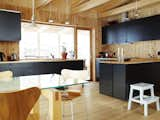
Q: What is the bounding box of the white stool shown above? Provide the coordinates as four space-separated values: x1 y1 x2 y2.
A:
128 83 160 116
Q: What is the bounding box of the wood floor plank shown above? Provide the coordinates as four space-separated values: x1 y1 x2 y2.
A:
35 82 160 120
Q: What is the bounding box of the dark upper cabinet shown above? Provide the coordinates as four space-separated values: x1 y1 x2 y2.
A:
126 19 144 42
102 23 126 44
106 25 117 44
99 63 113 96
102 15 160 44
102 27 107 44
116 22 127 43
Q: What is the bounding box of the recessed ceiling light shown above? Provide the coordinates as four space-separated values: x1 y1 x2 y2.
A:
65 21 70 25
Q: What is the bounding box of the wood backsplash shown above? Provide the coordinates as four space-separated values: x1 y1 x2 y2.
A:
0 41 19 61
102 40 160 58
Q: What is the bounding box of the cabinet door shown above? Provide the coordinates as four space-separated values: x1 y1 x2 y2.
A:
96 59 101 81
105 23 127 44
102 27 107 44
113 65 126 100
0 64 10 72
107 25 118 44
64 61 84 70
127 19 143 42
10 63 34 76
147 16 160 40
99 64 113 96
116 23 127 43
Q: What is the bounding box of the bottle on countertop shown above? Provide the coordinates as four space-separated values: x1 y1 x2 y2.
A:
117 48 124 62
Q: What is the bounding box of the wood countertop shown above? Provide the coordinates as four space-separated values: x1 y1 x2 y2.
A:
99 58 160 64
0 59 84 64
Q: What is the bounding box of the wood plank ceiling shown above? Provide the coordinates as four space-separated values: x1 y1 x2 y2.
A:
0 0 159 24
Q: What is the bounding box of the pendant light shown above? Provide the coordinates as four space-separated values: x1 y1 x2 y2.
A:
65 0 71 24
134 0 139 18
31 0 36 26
48 2 54 23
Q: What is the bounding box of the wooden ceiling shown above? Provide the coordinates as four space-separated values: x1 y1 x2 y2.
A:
0 0 160 23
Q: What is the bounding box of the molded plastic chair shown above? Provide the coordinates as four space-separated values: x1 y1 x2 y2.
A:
61 69 89 120
0 87 41 120
0 71 13 79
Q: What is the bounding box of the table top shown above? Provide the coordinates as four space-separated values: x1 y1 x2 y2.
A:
0 74 89 92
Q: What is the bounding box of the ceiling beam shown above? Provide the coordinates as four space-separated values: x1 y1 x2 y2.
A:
36 0 53 9
72 0 111 14
100 0 160 18
97 0 130 13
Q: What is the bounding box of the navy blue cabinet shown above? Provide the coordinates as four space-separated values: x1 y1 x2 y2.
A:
0 60 84 77
99 64 113 96
99 62 160 100
103 23 126 44
102 15 160 44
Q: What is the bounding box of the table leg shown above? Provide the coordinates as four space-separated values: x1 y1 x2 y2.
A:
42 89 62 120
31 99 40 120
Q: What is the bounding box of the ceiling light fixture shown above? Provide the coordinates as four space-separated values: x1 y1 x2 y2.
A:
134 0 140 18
48 2 54 23
31 0 36 26
65 0 71 24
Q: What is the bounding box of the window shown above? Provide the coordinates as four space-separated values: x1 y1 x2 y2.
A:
20 22 74 59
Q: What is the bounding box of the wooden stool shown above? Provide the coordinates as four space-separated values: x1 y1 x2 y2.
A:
128 83 160 116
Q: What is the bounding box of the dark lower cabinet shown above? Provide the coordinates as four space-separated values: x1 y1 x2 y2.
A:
0 60 84 77
99 64 113 96
113 65 126 99
99 62 160 100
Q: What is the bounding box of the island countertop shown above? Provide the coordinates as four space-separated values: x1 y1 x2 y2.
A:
99 58 160 64
0 59 84 64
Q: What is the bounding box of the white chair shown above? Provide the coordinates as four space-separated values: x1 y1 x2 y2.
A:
128 82 160 116
0 71 13 79
61 69 89 120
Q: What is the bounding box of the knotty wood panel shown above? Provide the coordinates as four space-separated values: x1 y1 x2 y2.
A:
102 40 160 58
0 42 19 61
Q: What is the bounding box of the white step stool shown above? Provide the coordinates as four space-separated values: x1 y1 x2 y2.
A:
128 83 160 116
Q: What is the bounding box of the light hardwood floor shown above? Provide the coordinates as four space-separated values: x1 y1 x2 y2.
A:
38 82 160 120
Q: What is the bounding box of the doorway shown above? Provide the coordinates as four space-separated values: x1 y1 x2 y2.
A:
76 29 91 80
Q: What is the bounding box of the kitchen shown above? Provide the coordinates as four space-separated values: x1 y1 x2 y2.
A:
0 0 160 120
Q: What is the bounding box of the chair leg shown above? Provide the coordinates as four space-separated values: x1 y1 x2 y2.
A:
128 88 133 110
150 87 155 97
156 98 160 111
144 103 148 116
70 101 74 120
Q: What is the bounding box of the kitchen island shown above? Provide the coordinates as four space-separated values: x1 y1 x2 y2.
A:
99 58 160 100
0 59 84 77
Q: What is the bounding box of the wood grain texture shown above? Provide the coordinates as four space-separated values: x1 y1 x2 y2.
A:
0 87 41 120
0 42 19 61
100 58 160 64
102 40 160 58
41 89 62 120
38 82 160 120
100 0 160 18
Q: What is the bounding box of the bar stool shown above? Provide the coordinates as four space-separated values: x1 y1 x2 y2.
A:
128 82 160 116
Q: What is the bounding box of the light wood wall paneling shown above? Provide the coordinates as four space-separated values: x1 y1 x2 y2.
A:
0 42 19 61
100 0 160 18
102 40 160 58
